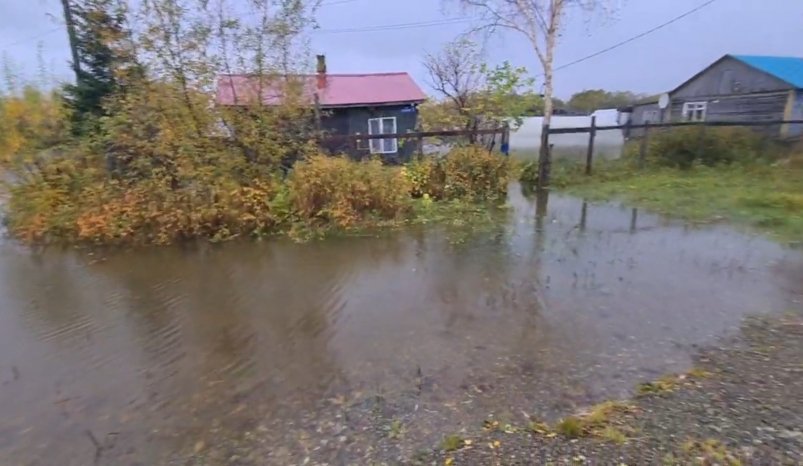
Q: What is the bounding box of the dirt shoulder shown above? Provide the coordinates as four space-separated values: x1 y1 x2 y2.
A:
423 313 803 465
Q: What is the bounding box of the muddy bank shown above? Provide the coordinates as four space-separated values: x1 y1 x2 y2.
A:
423 313 803 465
171 313 803 465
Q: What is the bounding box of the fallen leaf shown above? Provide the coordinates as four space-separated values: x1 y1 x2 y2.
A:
194 441 205 453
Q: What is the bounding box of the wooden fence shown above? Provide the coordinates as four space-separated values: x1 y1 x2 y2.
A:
542 118 803 178
319 125 511 159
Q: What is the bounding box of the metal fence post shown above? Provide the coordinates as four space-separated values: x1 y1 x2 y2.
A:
585 115 597 175
638 121 651 169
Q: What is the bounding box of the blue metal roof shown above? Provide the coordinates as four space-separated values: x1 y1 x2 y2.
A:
731 55 803 89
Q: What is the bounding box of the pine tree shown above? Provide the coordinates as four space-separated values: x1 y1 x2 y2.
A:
62 0 137 134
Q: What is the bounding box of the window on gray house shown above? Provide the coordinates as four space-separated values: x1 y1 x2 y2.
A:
682 102 707 122
368 117 398 154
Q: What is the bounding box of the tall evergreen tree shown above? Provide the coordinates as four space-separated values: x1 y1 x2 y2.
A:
62 0 136 134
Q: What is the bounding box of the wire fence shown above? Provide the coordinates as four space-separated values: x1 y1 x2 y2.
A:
318 126 511 163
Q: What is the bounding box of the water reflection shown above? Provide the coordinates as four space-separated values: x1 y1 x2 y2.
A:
0 186 800 464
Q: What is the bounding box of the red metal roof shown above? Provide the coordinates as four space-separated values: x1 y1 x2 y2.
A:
216 73 427 108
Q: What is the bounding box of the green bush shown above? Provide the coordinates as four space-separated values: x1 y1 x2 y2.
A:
442 146 509 201
629 126 767 169
288 154 411 228
404 156 445 199
406 146 509 201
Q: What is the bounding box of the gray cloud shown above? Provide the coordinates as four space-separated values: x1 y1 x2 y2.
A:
3 0 802 98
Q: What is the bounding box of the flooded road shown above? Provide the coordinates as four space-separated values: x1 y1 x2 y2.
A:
1 186 800 465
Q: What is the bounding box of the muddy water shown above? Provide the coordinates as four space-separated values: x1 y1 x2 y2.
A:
0 187 800 465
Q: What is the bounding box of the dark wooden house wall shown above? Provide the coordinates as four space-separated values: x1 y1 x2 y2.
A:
787 90 803 138
669 91 789 123
666 56 796 136
628 103 663 137
320 103 419 163
630 103 661 124
672 56 791 99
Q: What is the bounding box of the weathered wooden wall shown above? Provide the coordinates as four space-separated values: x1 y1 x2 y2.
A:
669 91 789 123
320 104 419 163
672 56 791 98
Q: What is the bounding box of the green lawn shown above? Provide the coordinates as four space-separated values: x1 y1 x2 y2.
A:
547 159 803 244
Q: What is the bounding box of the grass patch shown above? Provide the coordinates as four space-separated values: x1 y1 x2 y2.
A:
524 155 803 244
441 434 466 452
637 375 681 397
637 368 713 397
680 438 743 466
552 401 635 441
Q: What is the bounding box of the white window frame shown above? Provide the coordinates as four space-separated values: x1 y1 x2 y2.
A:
367 117 398 154
682 102 707 122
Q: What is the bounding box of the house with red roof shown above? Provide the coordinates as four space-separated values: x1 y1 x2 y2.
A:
216 55 427 162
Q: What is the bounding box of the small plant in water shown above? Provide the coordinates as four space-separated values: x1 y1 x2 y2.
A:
441 434 466 452
680 438 743 466
386 419 403 439
553 401 634 440
599 426 627 444
555 417 584 438
637 375 679 396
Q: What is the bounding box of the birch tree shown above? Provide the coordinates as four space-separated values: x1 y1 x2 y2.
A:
455 0 613 187
422 38 539 137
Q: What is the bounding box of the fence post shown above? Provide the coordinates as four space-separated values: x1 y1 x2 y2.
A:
585 115 597 175
629 208 638 234
501 123 510 156
579 200 588 232
620 118 632 159
638 121 650 169
697 122 707 161
417 135 424 158
537 123 551 190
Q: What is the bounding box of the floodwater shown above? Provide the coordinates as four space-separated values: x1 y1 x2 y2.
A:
1 186 801 465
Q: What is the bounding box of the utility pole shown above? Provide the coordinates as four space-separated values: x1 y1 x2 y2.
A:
60 0 82 79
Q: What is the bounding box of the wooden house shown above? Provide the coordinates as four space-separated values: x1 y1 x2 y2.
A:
215 56 427 162
630 54 803 138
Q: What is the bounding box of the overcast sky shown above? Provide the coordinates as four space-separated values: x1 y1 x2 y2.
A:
2 0 802 99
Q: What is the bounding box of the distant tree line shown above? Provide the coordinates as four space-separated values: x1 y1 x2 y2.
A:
565 89 648 114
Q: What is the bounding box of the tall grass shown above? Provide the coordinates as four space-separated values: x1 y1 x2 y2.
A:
520 136 803 243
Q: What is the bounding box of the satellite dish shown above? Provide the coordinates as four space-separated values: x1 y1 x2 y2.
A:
658 93 670 109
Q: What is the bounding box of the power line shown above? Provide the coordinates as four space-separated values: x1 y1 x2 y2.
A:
552 0 719 74
319 0 361 6
315 17 473 34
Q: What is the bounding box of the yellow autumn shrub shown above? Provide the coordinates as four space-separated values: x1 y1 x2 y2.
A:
0 86 68 164
404 146 509 202
289 154 412 227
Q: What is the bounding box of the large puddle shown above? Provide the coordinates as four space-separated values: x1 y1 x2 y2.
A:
1 186 801 464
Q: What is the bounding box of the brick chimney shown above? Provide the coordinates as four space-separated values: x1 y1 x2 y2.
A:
316 54 327 90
